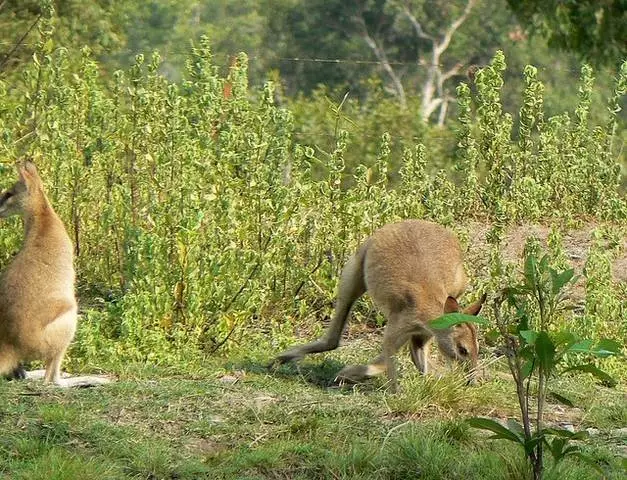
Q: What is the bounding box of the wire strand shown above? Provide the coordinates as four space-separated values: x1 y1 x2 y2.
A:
0 42 598 75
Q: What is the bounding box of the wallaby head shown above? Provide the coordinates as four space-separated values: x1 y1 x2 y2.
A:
432 294 485 373
0 160 47 219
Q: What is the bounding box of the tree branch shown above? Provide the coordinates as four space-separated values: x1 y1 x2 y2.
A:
394 1 434 42
434 0 478 57
0 13 42 73
355 13 408 109
441 62 464 83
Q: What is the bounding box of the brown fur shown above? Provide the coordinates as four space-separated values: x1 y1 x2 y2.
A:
272 219 486 391
0 160 77 384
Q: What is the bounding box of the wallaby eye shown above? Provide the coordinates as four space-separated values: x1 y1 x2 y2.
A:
458 345 468 357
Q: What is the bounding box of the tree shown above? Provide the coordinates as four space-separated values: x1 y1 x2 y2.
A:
0 0 125 75
382 0 479 123
116 1 266 81
264 0 509 125
506 0 626 67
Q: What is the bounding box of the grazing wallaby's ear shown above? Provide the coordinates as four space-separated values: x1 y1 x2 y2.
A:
464 293 487 316
18 160 39 188
444 296 460 313
23 160 38 176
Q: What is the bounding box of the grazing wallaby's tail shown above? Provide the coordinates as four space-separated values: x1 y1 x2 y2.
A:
272 241 370 365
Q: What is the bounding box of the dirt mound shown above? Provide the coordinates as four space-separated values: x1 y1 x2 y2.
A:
464 221 626 301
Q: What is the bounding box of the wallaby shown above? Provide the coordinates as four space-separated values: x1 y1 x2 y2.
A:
0 161 83 386
272 219 486 391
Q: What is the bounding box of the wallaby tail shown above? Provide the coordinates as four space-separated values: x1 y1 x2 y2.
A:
271 240 370 365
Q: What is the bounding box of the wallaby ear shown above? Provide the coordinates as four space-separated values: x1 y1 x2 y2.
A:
464 293 487 316
23 160 38 176
18 160 39 186
444 296 460 314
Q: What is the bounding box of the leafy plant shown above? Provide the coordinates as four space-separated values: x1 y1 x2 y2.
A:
469 249 622 479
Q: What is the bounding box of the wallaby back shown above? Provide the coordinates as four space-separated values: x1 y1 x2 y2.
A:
273 219 485 391
0 161 77 384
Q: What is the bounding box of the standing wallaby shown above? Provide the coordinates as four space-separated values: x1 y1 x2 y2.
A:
0 160 77 385
272 219 486 391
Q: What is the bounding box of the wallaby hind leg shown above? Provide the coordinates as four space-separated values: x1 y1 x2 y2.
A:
273 248 367 365
41 308 77 385
44 347 68 384
336 309 419 392
337 301 444 391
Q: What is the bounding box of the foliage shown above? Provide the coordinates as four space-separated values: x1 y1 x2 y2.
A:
0 35 624 364
0 0 125 76
506 0 626 67
115 1 266 82
470 247 623 480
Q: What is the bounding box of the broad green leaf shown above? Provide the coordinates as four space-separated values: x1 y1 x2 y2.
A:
535 331 557 373
506 419 526 440
544 427 588 440
553 331 577 347
551 268 574 294
467 418 525 445
594 339 623 357
566 339 593 354
519 330 538 345
562 364 617 387
566 339 621 358
539 254 550 271
521 359 535 379
548 391 575 408
523 436 543 456
548 437 567 461
429 313 489 329
554 331 579 358
524 254 538 288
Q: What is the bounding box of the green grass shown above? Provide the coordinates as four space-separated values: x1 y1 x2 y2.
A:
1 342 625 479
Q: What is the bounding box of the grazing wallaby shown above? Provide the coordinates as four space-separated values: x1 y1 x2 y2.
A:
272 219 486 391
0 160 78 385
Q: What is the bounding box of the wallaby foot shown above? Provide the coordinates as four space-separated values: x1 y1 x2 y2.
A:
270 346 308 366
335 362 385 383
57 376 113 388
334 351 391 387
270 337 338 368
4 365 26 381
24 369 113 387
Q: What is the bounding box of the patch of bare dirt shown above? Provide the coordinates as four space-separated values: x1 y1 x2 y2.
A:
465 221 626 302
184 437 224 456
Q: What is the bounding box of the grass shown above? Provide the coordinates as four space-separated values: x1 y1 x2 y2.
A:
1 340 625 479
